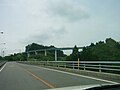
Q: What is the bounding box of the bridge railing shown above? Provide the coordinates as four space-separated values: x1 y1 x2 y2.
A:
18 61 120 74
0 61 6 68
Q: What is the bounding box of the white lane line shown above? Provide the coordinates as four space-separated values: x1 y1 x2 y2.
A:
34 66 119 84
18 63 119 84
0 63 7 72
41 67 119 84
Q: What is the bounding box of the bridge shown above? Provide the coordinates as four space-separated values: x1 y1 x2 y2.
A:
26 47 83 61
0 61 120 90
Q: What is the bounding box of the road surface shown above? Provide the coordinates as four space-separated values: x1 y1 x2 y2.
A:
0 62 117 90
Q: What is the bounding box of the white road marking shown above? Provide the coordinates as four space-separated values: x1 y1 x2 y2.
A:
0 63 7 72
19 63 119 84
37 66 119 84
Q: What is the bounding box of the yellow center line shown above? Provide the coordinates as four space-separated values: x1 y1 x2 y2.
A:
25 69 55 89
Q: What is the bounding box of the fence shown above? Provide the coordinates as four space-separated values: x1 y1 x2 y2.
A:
0 61 6 68
18 61 120 74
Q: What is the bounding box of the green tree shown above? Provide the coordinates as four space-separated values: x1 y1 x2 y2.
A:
66 45 79 61
26 43 66 61
79 38 120 60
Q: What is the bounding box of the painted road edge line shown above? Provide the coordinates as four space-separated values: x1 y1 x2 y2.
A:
18 63 119 84
34 66 119 84
0 63 7 72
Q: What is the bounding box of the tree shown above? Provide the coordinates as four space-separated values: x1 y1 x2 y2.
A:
67 38 120 61
0 56 3 61
66 45 79 61
79 38 120 60
25 43 66 61
90 43 95 47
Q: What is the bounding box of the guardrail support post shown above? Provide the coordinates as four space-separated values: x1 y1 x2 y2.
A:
27 53 30 61
57 63 59 67
45 50 47 56
99 64 101 72
78 58 80 70
73 63 74 69
27 53 30 58
35 51 37 55
64 64 66 68
84 64 86 71
55 50 57 61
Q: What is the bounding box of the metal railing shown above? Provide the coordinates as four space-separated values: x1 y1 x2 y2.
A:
0 61 6 68
18 61 120 74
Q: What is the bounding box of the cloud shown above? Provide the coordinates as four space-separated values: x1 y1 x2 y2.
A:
22 27 66 44
19 0 89 45
47 0 89 22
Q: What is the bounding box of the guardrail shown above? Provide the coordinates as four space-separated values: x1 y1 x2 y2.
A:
0 61 6 68
18 61 120 74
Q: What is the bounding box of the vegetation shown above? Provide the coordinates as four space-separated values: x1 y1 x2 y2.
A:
66 45 79 61
67 38 120 61
3 38 120 61
0 56 3 61
4 53 27 61
26 43 66 61
4 43 66 61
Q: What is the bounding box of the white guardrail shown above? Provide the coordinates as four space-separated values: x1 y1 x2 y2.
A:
18 61 120 74
0 61 6 68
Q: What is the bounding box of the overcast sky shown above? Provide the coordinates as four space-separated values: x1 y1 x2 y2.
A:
0 0 120 55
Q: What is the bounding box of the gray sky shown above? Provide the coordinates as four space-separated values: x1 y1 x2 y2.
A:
0 0 120 55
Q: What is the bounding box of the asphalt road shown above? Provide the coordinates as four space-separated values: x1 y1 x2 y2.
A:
0 62 116 90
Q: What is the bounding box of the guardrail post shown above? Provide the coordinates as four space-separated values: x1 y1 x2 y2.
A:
78 58 80 70
45 50 47 56
55 50 57 61
99 64 101 72
27 53 30 58
64 64 66 68
57 62 59 67
84 64 86 71
73 62 74 69
35 51 37 55
35 59 36 64
43 62 45 66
